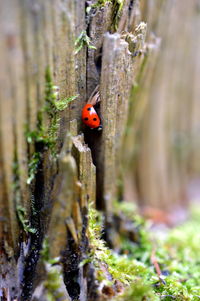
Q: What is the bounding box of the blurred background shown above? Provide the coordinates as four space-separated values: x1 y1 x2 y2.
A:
123 0 200 224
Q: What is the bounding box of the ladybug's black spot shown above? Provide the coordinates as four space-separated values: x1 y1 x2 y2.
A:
84 117 89 121
93 118 97 121
87 107 91 111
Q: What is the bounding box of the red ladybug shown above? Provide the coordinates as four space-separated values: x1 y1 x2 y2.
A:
82 104 102 130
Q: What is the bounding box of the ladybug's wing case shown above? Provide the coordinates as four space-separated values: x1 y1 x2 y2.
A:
82 104 100 129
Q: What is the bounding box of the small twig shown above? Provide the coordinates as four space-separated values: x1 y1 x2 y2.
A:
151 248 166 284
151 248 162 277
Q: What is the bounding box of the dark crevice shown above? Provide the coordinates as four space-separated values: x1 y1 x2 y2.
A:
128 0 135 17
20 147 44 300
84 29 104 211
62 6 106 299
94 46 103 75
63 206 89 301
63 233 81 300
20 143 58 300
84 119 104 212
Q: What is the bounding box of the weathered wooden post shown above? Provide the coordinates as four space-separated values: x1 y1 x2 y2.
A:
0 1 154 300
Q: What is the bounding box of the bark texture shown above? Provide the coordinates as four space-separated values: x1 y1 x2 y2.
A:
1 0 198 300
0 1 147 300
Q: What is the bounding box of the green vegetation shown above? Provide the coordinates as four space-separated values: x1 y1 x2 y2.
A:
44 268 65 301
26 152 41 185
87 202 200 300
75 31 96 54
13 150 37 233
87 204 144 284
16 205 36 234
87 203 156 298
41 237 60 265
26 66 78 184
95 0 111 5
112 0 124 30
41 238 65 301
86 0 124 31
86 0 111 12
12 150 21 204
53 95 78 111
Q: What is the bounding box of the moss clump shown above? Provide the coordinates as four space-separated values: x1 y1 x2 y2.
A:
87 202 200 300
116 279 159 301
16 205 36 234
88 205 143 284
86 0 112 14
87 203 155 299
41 66 77 155
75 31 96 54
26 66 78 183
26 152 41 185
53 95 78 111
41 237 60 265
86 0 124 31
13 150 36 233
41 238 65 301
112 0 124 31
44 268 65 301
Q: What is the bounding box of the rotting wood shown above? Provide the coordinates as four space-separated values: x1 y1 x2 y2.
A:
117 0 141 33
61 132 96 301
32 119 96 300
87 2 113 97
0 1 24 297
74 0 87 126
0 0 85 297
97 26 146 214
48 118 96 259
0 0 155 299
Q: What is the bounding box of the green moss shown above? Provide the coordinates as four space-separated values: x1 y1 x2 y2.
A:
42 67 78 153
112 0 124 31
41 237 64 301
12 150 20 201
88 204 144 284
117 279 159 301
26 66 78 183
87 202 200 300
86 0 112 14
95 0 111 5
12 150 35 233
153 212 200 300
75 31 96 54
26 152 41 185
119 204 200 300
41 237 60 265
44 268 64 301
113 201 152 263
16 205 36 234
41 237 51 262
87 203 155 299
53 95 78 111
86 0 124 30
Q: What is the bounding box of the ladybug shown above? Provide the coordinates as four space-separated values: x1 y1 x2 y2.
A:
82 104 102 130
82 86 102 130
